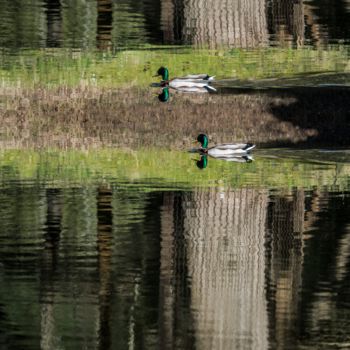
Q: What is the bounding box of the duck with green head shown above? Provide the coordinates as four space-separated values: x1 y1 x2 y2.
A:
156 67 169 81
154 67 216 95
196 133 255 157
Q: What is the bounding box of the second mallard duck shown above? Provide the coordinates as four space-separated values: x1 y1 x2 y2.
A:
196 134 255 157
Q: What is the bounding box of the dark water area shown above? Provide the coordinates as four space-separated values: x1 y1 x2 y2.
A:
0 151 350 349
0 0 350 50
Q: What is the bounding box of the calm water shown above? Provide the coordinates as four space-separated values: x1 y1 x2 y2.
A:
1 1 350 349
0 150 350 349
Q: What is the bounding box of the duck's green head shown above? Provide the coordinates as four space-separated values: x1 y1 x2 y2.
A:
156 66 169 81
158 87 170 102
197 133 209 148
196 155 208 170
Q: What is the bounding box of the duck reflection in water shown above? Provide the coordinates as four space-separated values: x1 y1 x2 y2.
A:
194 154 253 169
158 87 170 102
152 66 216 102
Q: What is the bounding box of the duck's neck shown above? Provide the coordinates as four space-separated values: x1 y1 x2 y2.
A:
162 68 169 81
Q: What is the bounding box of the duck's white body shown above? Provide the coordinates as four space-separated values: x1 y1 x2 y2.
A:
169 75 216 92
207 143 255 157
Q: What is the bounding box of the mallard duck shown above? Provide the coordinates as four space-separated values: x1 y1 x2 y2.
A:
154 67 216 93
196 134 255 156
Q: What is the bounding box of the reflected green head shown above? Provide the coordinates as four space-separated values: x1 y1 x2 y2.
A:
157 66 169 81
197 134 209 148
158 87 169 102
196 155 208 170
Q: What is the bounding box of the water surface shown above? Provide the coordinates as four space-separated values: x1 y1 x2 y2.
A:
1 1 350 349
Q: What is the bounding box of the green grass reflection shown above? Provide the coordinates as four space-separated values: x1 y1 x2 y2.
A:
0 149 348 190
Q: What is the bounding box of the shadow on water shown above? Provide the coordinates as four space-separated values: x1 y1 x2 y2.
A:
267 86 350 147
215 74 350 147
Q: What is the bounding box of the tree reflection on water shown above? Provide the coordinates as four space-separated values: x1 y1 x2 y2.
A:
0 178 350 349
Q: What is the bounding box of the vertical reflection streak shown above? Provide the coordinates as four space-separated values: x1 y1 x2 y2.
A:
158 192 196 349
267 189 305 349
182 0 268 47
97 0 113 49
159 193 175 349
182 187 269 349
45 0 61 47
40 188 62 350
97 186 113 350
